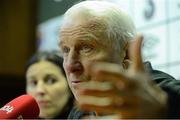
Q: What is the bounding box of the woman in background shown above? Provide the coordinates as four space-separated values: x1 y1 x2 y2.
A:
25 51 73 119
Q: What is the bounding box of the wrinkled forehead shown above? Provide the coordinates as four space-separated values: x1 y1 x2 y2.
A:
60 18 107 39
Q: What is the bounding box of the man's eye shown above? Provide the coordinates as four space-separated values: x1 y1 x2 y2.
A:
80 45 93 53
62 46 70 54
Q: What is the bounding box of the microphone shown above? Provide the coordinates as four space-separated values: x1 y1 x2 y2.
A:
0 94 40 119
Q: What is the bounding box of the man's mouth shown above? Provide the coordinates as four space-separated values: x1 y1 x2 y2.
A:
71 80 84 88
71 80 82 84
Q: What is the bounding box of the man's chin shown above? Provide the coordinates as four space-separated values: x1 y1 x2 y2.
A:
74 93 81 101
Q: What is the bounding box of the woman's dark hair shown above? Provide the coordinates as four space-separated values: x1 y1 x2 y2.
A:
26 51 65 75
26 51 74 118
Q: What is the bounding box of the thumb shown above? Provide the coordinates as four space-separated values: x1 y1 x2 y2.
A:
129 34 144 73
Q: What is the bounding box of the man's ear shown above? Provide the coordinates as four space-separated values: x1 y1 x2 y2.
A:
123 59 131 69
122 43 131 69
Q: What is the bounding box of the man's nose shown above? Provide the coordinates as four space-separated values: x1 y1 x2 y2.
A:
66 51 83 74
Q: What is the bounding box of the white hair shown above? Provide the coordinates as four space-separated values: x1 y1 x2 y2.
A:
61 0 137 57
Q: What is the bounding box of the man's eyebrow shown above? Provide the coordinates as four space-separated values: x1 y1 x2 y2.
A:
79 34 98 41
58 32 99 45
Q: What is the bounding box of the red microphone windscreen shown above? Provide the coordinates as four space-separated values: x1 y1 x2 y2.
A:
0 94 40 119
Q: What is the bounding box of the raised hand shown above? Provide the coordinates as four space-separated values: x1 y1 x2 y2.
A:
77 35 167 119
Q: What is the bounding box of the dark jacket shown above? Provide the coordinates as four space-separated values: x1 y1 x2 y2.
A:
68 62 180 119
145 62 180 118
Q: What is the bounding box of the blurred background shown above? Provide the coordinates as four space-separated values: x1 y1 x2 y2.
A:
0 0 180 106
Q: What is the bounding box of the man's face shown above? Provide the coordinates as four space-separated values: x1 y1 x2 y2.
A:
60 21 121 100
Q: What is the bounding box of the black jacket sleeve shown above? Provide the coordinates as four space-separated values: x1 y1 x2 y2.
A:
145 62 180 118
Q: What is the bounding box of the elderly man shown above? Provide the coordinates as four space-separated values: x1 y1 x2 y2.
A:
59 0 180 119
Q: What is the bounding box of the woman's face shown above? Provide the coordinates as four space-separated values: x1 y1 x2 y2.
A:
26 60 70 118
